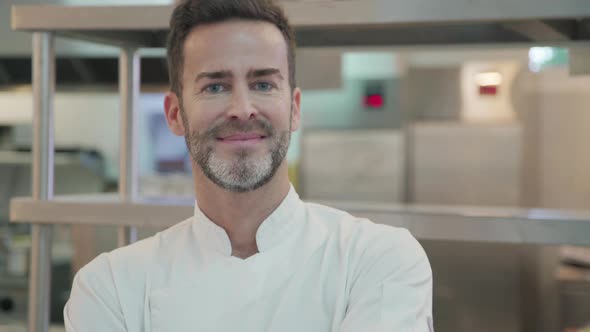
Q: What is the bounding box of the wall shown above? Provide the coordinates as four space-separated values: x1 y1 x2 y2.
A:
511 69 541 208
0 90 175 180
301 130 405 202
301 79 403 130
411 122 522 206
2 90 121 179
512 67 590 210
300 51 405 130
402 67 462 121
298 51 407 201
534 69 590 210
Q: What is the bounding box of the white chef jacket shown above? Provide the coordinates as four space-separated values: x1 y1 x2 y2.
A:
64 186 433 332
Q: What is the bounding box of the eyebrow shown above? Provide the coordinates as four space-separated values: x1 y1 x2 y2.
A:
247 68 284 80
194 68 284 84
194 70 232 83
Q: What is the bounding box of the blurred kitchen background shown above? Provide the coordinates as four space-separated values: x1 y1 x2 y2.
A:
1 0 590 331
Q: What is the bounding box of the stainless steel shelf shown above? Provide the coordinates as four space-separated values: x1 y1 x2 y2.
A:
10 195 590 246
11 1 590 48
10 194 193 229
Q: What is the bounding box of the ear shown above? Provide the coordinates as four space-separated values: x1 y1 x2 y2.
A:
290 87 301 132
164 91 186 136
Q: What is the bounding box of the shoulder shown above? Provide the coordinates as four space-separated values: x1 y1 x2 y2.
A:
66 218 194 330
303 201 361 235
303 201 430 275
113 217 194 271
303 201 423 253
76 217 194 287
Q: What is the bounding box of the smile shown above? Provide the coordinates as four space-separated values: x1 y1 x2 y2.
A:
217 133 267 145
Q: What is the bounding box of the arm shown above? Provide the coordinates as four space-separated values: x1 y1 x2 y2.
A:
64 253 127 332
339 228 433 332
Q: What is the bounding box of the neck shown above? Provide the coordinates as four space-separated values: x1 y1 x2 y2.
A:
192 162 291 259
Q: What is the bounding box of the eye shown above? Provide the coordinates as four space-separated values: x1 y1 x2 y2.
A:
204 84 226 94
253 82 274 92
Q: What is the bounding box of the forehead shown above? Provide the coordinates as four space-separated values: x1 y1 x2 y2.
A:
182 20 289 75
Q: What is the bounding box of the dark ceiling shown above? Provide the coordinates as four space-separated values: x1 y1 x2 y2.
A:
0 57 170 87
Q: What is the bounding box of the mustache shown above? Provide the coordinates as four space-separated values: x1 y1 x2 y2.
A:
202 118 275 139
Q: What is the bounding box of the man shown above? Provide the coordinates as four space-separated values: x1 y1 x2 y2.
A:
64 0 433 331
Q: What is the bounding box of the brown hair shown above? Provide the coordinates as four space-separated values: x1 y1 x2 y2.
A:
166 0 297 96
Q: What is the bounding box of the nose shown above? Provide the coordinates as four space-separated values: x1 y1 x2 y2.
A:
226 85 258 121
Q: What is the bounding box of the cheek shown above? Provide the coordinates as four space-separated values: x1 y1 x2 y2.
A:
185 99 228 130
250 90 284 105
251 95 292 123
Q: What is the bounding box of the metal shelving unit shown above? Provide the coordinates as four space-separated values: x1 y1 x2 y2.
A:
9 194 590 246
10 1 590 331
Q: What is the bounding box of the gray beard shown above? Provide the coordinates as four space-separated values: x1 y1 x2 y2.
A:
181 108 291 193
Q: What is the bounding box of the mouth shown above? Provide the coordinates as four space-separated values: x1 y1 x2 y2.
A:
217 133 267 145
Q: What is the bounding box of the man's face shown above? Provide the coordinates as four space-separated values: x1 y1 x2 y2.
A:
167 20 300 192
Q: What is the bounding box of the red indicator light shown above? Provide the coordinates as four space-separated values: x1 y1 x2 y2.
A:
479 85 498 96
364 94 384 108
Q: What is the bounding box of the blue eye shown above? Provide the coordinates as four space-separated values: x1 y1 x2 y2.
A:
205 84 225 93
254 82 273 91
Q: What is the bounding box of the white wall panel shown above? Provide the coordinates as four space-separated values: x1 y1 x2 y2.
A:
412 122 522 206
301 130 404 202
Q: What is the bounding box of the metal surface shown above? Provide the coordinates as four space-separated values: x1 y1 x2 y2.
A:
10 2 590 48
117 48 140 247
28 32 55 332
8 194 590 246
11 5 171 31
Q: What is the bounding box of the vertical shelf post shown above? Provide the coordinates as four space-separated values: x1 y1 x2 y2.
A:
28 32 55 332
118 47 140 246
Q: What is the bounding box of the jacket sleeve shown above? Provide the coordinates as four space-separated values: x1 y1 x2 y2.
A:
64 253 127 332
338 228 434 332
